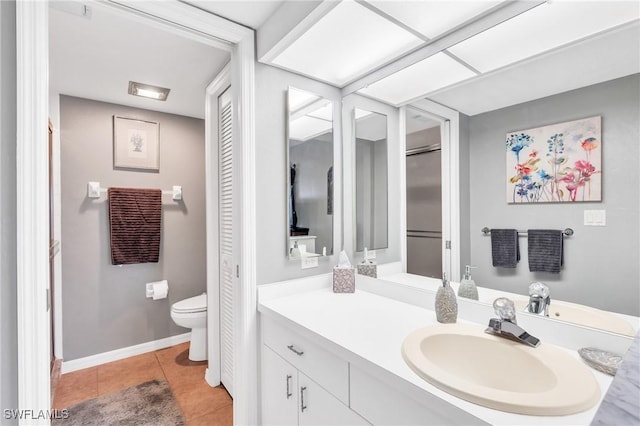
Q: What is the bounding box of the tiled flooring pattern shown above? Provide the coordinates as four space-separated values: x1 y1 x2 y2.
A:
53 343 232 425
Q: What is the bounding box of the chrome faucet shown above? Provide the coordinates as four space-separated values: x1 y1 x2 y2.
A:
525 282 550 317
485 297 540 348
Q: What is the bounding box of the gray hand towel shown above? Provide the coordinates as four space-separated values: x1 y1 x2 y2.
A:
528 229 563 274
491 229 520 268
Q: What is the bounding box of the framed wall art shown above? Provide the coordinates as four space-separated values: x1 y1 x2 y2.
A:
506 116 601 203
113 116 160 171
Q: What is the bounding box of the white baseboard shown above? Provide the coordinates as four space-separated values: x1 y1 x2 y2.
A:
61 332 191 374
205 367 221 388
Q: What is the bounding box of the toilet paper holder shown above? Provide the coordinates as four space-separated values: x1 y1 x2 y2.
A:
146 280 169 300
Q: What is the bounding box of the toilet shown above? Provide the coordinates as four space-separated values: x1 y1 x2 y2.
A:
170 293 207 361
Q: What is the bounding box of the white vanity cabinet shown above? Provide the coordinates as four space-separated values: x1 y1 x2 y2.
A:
261 318 369 426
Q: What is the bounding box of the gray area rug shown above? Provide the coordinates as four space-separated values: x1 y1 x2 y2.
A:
53 379 185 426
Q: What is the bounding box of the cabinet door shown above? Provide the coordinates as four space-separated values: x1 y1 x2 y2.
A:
262 345 298 426
298 372 369 426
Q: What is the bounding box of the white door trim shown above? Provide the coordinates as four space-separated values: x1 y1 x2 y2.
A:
402 99 461 281
17 2 257 424
16 2 51 420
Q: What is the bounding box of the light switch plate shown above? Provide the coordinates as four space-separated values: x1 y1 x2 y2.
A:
584 210 606 226
145 283 154 298
301 256 318 269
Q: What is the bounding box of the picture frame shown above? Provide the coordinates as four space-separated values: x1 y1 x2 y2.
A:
506 116 602 203
113 116 160 171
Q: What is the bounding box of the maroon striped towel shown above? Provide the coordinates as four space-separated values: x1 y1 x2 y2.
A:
108 187 162 265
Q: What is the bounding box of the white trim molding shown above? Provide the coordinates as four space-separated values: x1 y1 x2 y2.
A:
61 333 190 374
232 34 259 426
16 1 51 421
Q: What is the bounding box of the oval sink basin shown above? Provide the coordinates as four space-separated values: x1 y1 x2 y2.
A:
402 323 600 415
513 299 635 336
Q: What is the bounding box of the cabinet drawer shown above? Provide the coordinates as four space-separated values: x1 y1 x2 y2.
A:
262 317 349 404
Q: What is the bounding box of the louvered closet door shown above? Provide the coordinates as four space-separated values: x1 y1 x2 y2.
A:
219 87 234 396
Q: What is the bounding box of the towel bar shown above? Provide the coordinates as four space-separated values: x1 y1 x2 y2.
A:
481 227 574 237
87 181 182 201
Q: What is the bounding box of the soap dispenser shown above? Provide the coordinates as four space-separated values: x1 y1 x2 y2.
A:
458 265 479 300
435 273 458 323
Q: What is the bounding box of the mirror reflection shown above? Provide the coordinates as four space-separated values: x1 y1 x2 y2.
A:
405 108 442 278
355 109 388 252
405 73 640 336
287 87 333 259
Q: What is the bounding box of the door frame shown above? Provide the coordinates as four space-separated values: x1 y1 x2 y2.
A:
400 100 461 281
16 1 257 424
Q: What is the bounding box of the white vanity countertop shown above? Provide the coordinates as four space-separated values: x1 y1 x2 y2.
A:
258 282 614 426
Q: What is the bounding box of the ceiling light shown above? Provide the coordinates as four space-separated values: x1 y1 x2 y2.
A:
366 0 501 39
272 1 423 87
448 1 640 73
128 81 170 101
358 52 476 105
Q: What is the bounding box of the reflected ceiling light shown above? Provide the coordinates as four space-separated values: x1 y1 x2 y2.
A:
366 0 501 39
272 0 423 86
128 81 170 101
448 1 640 73
358 52 476 105
289 89 320 112
290 116 333 141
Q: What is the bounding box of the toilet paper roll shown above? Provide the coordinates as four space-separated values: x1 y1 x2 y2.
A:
151 280 169 300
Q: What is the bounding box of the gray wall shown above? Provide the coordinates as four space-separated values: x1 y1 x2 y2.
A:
255 63 342 285
290 137 333 255
468 74 639 316
60 96 206 360
0 0 18 421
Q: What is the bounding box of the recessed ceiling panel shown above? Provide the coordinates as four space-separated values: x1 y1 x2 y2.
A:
272 0 424 86
366 0 501 39
358 52 476 105
448 1 640 73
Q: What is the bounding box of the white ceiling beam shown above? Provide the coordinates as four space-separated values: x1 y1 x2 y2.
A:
341 0 546 95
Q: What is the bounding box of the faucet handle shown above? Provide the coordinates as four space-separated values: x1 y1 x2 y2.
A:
493 297 517 323
529 282 549 298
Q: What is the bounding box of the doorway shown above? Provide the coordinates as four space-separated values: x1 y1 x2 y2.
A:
16 2 257 423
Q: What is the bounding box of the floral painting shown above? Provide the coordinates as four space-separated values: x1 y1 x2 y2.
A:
506 116 601 203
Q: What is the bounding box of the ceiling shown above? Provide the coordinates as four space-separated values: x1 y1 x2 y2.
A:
50 1 640 119
262 0 640 115
49 2 231 119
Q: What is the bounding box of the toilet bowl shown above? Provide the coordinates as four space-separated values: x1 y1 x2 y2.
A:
171 293 207 361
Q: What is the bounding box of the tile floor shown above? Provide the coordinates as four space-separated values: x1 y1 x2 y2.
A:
52 342 232 425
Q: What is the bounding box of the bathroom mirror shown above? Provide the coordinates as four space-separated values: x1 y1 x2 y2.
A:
355 109 388 252
406 76 640 336
286 87 334 259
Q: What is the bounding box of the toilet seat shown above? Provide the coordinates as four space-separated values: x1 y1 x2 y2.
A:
171 293 206 314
